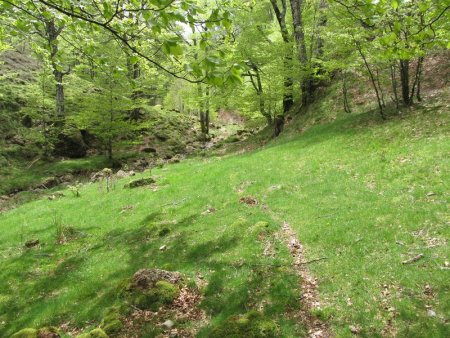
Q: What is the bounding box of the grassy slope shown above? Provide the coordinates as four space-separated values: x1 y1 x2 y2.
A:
0 99 448 337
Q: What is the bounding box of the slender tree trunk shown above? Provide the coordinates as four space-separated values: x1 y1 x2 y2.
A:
342 73 351 113
129 61 143 121
205 86 210 135
356 43 385 119
54 70 64 120
375 69 386 108
411 56 424 102
44 18 65 122
390 64 400 113
248 61 271 124
108 75 114 161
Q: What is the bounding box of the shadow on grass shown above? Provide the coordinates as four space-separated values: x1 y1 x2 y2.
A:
0 208 303 336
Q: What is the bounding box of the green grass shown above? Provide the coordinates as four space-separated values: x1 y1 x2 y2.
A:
0 102 448 337
0 156 110 196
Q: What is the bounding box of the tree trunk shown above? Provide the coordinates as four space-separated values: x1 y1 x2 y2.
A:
342 73 351 113
270 0 293 116
108 75 114 161
289 0 310 106
411 56 424 102
129 61 144 121
44 18 65 121
205 86 210 135
54 70 64 120
356 43 385 119
390 64 400 113
399 60 412 106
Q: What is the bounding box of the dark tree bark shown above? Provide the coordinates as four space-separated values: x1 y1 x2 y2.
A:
270 0 293 115
128 58 144 121
399 60 412 106
411 56 424 102
342 73 351 113
289 0 311 106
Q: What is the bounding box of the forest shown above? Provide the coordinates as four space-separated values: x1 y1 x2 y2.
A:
0 0 449 337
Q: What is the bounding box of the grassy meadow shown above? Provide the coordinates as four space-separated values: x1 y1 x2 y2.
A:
0 102 448 337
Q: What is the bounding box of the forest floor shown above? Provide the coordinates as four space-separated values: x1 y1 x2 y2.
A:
0 94 449 337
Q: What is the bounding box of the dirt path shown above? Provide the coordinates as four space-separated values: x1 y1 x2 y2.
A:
262 204 332 337
278 220 331 338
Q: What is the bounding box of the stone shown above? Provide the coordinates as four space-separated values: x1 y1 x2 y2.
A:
115 170 135 179
349 325 360 334
162 320 174 329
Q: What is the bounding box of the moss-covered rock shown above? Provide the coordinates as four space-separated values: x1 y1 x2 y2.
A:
209 311 278 338
101 307 123 335
124 177 155 188
75 328 108 338
10 326 61 338
10 328 38 338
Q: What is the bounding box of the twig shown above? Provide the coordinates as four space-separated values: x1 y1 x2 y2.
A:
27 157 41 169
402 253 424 264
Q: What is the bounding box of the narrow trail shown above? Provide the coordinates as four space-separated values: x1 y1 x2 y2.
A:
262 205 332 338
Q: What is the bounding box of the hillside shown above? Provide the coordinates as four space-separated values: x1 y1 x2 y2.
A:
1 91 448 337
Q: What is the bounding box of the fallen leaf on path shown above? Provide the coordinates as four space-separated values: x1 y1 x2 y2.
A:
239 196 258 205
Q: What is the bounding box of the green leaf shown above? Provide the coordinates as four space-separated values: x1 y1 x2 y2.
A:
163 40 183 56
391 0 398 10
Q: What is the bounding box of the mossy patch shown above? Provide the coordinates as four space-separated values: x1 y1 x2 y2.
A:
101 307 124 335
124 177 155 188
75 328 108 338
10 328 38 338
247 221 275 237
209 311 278 337
10 327 61 338
131 280 180 311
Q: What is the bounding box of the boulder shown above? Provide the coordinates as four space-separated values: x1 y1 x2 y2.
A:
115 170 135 179
54 128 87 158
